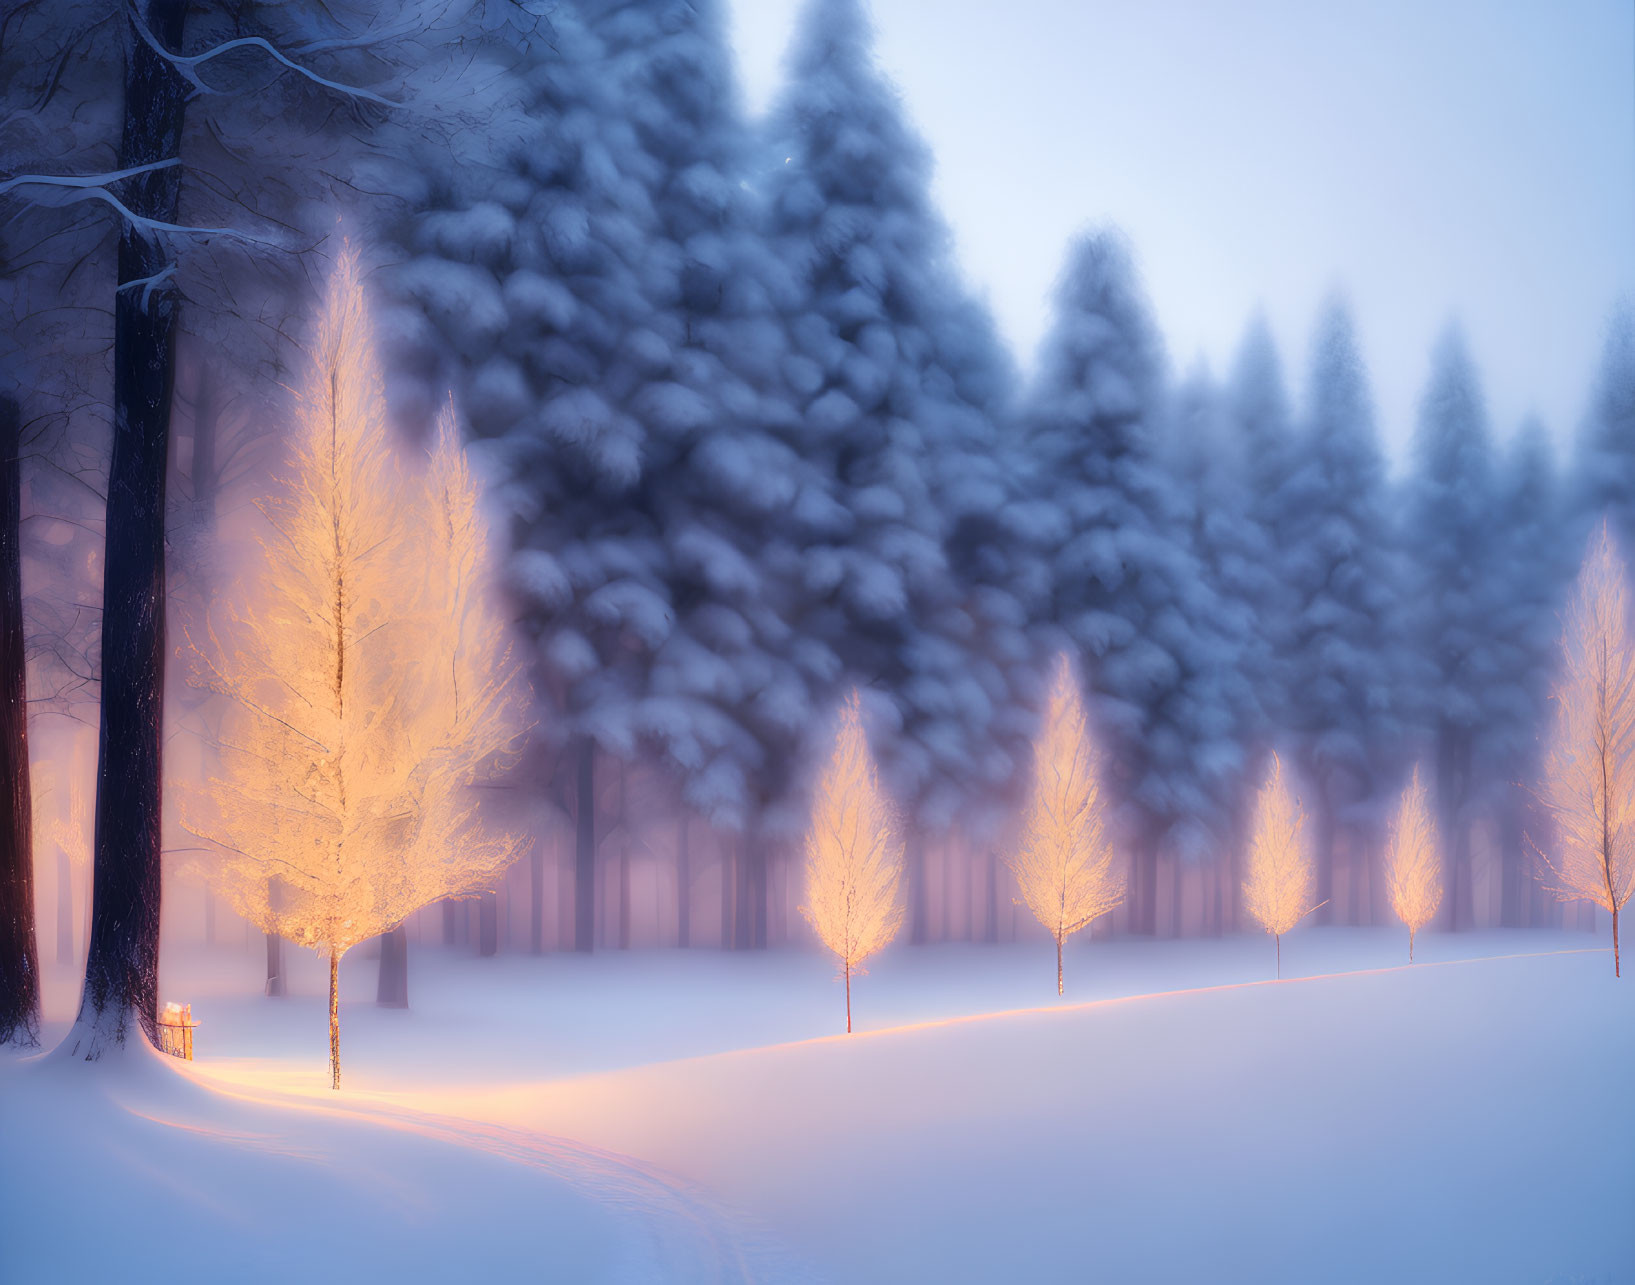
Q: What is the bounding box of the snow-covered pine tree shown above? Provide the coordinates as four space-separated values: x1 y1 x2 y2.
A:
386 6 675 951
1404 327 1500 931
1575 303 1635 550
1486 420 1569 925
1225 316 1304 738
1164 362 1277 929
1025 232 1249 935
1280 299 1408 925
765 0 1040 942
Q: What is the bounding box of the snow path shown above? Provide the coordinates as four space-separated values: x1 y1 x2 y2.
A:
178 1059 815 1285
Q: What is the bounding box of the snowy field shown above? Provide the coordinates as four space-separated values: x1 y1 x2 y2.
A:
5 929 1633 1284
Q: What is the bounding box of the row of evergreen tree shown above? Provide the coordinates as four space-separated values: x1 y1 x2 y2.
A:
375 0 1628 942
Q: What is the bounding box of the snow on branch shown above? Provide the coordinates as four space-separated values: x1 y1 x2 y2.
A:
125 0 403 108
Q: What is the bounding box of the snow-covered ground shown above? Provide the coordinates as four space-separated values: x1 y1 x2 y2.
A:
6 928 1633 1283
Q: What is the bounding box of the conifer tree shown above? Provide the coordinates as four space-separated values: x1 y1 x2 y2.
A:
801 692 904 1032
1008 655 1123 994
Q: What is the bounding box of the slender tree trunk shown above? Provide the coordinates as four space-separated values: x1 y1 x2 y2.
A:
1313 788 1336 927
328 946 341 1090
574 737 595 953
749 834 768 950
720 833 734 949
265 932 285 997
1168 854 1183 939
1275 932 1282 979
65 0 187 1059
617 763 630 951
983 851 998 945
376 924 408 1007
1613 905 1621 978
1056 936 1063 996
529 844 544 954
56 849 74 966
907 831 928 945
676 815 690 949
1409 925 1416 963
845 959 852 1034
478 891 498 957
0 396 38 1047
265 878 285 996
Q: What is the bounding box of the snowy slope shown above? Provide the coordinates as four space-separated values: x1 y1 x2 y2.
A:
8 930 1632 1284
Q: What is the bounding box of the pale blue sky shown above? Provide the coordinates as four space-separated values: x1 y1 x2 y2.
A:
727 0 1635 463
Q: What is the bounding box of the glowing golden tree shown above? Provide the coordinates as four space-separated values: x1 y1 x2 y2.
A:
1384 766 1441 962
181 248 528 1087
1534 523 1635 977
1242 753 1324 978
1008 653 1124 995
800 692 905 1033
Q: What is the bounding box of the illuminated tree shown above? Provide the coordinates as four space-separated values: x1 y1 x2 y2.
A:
1008 654 1124 995
182 249 527 1086
801 693 905 1033
1242 753 1323 977
1534 523 1635 977
1384 766 1442 961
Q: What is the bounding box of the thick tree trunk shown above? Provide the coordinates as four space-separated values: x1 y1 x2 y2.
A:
63 0 187 1060
0 396 39 1047
574 737 595 952
56 848 74 966
529 844 544 955
376 924 408 1007
328 946 341 1090
676 815 690 949
478 891 498 957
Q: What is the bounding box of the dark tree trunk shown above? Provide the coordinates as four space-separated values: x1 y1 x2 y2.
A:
478 890 498 957
574 737 595 953
529 844 544 954
56 848 74 966
376 923 408 1007
676 815 691 949
0 396 39 1047
907 831 928 945
63 0 187 1059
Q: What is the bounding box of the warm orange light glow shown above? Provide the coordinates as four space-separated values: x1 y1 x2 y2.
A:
179 248 531 1086
800 691 905 1033
1008 653 1123 995
1384 766 1441 962
1535 522 1635 977
1241 753 1323 978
